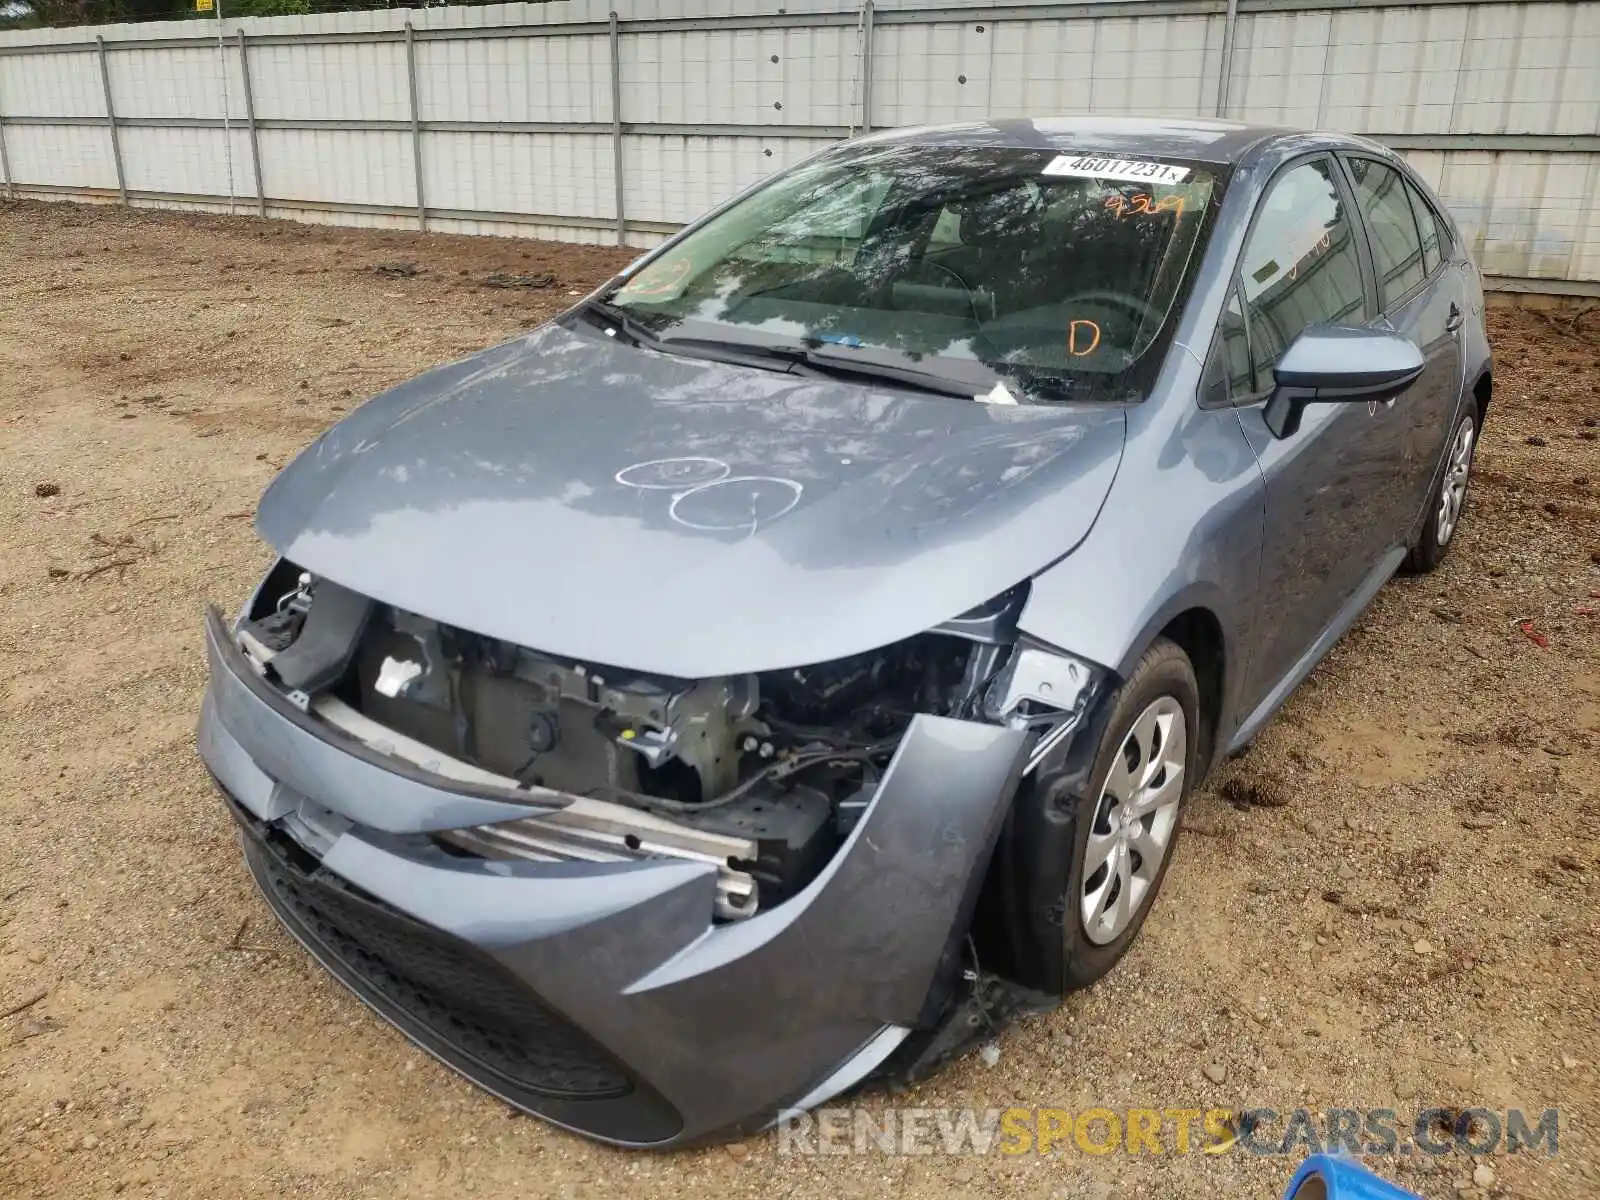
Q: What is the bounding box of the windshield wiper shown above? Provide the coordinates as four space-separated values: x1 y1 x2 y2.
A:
573 301 816 376
669 338 984 399
786 348 985 398
573 297 667 349
574 306 1009 400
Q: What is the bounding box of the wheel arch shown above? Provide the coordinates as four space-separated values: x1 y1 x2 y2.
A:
1151 607 1227 781
1101 590 1239 786
1472 368 1492 426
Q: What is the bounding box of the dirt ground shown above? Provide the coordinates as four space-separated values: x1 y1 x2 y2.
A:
0 199 1595 1200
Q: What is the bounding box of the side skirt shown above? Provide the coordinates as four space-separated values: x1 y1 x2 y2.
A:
1224 546 1407 756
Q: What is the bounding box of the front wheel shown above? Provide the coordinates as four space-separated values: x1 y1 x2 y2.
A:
995 638 1200 993
1404 410 1476 573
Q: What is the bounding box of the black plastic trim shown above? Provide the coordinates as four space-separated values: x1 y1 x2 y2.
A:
221 786 685 1144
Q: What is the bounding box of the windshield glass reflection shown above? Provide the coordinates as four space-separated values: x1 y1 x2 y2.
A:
606 142 1220 402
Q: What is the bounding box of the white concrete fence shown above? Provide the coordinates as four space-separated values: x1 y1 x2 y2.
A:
0 0 1596 294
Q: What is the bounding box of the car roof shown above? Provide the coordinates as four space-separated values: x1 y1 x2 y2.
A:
855 115 1319 166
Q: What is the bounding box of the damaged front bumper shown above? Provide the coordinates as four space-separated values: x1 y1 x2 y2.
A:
198 607 1030 1146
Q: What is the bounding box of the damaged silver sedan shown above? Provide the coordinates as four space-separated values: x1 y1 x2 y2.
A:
199 117 1490 1146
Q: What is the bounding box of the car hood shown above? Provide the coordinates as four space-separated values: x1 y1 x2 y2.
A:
257 323 1127 678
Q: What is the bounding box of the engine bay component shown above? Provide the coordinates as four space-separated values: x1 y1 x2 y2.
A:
310 691 763 919
351 608 767 803
658 784 836 907
264 578 373 693
236 566 1062 914
444 819 760 920
984 644 1095 723
983 643 1100 774
374 656 424 699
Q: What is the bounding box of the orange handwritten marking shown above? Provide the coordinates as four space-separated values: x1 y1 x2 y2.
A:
1068 319 1102 357
1103 193 1185 219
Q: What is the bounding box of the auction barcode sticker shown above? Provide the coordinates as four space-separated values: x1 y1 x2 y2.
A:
1042 155 1190 186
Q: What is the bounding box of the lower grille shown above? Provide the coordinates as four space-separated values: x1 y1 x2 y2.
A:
252 834 631 1102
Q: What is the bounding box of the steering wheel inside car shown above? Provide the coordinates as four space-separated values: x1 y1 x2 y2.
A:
921 259 984 324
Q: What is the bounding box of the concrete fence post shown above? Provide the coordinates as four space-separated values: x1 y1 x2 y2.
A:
214 8 235 213
861 0 876 134
609 11 626 246
95 36 128 204
237 32 266 218
0 98 13 200
1215 0 1240 118
404 20 426 231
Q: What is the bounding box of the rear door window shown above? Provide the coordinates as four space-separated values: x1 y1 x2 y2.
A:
1347 156 1426 308
1403 178 1449 276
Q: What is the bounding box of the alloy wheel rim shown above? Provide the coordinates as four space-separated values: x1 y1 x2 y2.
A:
1436 417 1475 546
1081 696 1186 946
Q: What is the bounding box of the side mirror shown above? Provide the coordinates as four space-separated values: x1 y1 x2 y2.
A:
1263 326 1425 439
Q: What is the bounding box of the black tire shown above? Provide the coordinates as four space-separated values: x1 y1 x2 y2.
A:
1403 409 1477 574
983 638 1200 993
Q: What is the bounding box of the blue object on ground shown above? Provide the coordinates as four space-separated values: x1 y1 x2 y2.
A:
1283 1154 1422 1199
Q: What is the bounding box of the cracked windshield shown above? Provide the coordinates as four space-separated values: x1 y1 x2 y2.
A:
607 142 1219 401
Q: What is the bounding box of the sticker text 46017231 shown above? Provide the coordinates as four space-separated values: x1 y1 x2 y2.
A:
1042 155 1190 187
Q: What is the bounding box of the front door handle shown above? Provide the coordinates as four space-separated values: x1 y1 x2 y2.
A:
1445 303 1464 334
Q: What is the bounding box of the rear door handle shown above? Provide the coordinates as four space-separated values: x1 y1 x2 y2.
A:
1445 303 1464 333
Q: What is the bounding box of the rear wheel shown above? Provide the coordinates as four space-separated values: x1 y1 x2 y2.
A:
1404 410 1476 574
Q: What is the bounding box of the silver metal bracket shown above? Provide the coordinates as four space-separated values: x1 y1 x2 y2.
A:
982 645 1100 775
984 646 1094 724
